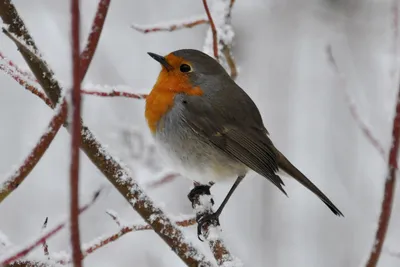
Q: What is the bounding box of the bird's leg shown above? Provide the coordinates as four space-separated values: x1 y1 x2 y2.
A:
196 175 245 239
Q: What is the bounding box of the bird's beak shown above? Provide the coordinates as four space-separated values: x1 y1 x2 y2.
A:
147 52 173 71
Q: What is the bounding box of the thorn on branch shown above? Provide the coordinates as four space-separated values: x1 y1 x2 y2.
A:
41 217 50 257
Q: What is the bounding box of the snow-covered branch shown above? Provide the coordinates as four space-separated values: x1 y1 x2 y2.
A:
0 1 212 265
131 15 207 33
132 0 238 79
188 183 242 266
0 189 101 266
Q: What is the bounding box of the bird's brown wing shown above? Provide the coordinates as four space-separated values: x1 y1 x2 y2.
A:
180 95 286 195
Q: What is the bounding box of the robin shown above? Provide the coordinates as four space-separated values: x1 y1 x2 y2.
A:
145 49 343 236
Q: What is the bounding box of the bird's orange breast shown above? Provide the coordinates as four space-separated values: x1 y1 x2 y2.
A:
145 59 203 133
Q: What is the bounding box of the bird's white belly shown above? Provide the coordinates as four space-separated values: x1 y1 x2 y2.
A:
155 138 243 184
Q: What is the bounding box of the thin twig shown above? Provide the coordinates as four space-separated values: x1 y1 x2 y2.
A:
81 89 147 99
0 63 52 108
0 100 67 203
145 173 180 189
70 0 82 266
0 190 101 265
131 16 207 33
202 0 218 60
80 0 111 80
61 216 197 263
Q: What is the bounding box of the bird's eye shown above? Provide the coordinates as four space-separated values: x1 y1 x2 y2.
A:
180 64 192 73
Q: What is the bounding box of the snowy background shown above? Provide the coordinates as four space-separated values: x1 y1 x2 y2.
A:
0 0 399 266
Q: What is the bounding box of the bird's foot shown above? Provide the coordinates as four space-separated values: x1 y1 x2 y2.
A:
197 212 220 241
187 182 215 205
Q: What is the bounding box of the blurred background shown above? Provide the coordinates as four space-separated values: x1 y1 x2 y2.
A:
0 0 399 266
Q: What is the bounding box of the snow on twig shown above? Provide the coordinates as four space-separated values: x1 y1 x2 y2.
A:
0 54 52 107
0 189 102 266
131 0 238 79
57 211 196 264
132 15 208 33
188 184 242 266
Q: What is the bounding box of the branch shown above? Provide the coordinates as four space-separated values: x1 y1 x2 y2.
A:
80 0 110 80
188 184 242 266
131 15 207 33
0 59 52 108
69 0 82 266
202 0 218 60
0 190 101 265
365 3 399 264
365 82 400 267
58 212 196 264
0 100 67 203
0 1 212 265
81 89 147 99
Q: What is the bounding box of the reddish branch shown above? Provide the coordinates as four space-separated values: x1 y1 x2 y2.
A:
0 101 67 203
365 76 400 267
0 190 101 266
0 1 212 265
0 62 52 108
80 0 110 80
70 0 83 266
365 5 400 263
202 0 218 60
57 215 196 264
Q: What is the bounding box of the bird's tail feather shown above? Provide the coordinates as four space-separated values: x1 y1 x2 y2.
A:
276 150 344 216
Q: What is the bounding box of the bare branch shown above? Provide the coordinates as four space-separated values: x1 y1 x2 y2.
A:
202 0 218 60
365 2 399 264
80 0 111 80
365 80 400 267
69 0 83 266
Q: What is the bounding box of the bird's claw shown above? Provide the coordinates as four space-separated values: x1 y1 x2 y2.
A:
196 212 220 241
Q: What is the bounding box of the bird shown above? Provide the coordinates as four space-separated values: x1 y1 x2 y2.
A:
145 49 343 237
